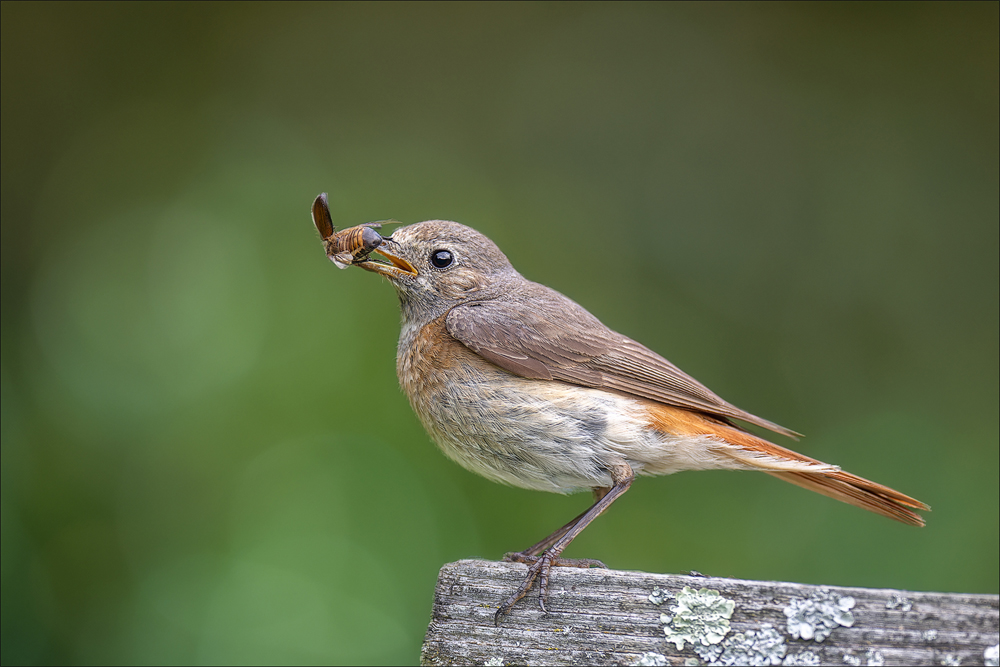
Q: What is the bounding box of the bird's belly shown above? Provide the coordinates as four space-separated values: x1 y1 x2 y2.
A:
415 373 643 491
397 316 750 493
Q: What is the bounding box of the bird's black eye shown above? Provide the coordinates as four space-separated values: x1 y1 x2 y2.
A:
430 249 453 268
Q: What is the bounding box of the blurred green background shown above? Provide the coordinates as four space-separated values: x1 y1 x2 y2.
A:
2 2 997 664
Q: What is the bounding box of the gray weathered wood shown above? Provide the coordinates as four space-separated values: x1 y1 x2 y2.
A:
421 559 999 666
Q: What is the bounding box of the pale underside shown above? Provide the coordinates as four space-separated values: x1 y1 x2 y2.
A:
406 364 830 494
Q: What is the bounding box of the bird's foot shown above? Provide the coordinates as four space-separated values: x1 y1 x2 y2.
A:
494 551 606 625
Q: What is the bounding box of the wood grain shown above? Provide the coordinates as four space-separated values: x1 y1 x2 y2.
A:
421 560 999 666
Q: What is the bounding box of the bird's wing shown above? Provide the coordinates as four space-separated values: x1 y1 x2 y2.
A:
445 284 800 439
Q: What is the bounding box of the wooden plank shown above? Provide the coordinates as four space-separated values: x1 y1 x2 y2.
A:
420 559 999 666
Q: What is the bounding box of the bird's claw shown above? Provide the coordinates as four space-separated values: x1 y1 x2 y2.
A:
495 552 550 625
494 551 607 625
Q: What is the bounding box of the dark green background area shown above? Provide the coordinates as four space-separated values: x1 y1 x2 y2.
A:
2 2 997 664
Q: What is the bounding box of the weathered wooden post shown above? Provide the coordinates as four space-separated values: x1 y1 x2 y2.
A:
421 560 999 666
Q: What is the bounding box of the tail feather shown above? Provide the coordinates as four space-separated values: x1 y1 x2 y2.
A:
643 402 930 526
721 423 930 527
768 470 928 527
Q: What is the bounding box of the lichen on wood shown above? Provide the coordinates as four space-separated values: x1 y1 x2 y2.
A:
420 559 999 666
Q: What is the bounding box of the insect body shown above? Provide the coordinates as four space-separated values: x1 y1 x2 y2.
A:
324 222 384 269
311 192 385 269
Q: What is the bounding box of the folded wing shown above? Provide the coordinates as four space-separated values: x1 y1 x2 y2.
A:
445 283 800 439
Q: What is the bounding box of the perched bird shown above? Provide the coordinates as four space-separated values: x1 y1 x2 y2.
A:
346 217 928 623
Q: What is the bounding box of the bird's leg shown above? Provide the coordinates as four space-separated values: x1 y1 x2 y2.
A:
504 510 586 560
504 486 611 558
495 465 633 624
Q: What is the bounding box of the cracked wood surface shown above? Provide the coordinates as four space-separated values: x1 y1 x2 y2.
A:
420 559 999 666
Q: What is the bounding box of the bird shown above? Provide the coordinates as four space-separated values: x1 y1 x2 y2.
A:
342 217 929 624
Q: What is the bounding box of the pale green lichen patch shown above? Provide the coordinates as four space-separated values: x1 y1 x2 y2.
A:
866 649 885 666
885 594 913 611
781 651 820 666
843 649 885 666
783 588 855 642
662 586 736 651
694 623 786 666
633 652 669 666
986 644 1000 667
648 587 671 606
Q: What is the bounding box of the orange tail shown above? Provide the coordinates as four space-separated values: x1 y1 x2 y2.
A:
766 469 928 527
645 403 930 527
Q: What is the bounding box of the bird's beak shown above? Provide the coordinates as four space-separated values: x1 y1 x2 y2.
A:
357 245 418 279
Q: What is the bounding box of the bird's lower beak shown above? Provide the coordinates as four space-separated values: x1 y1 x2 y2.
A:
357 246 418 279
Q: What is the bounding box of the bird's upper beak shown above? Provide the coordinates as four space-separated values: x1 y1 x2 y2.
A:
357 245 418 279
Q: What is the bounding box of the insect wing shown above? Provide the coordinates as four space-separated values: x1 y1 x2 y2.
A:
312 193 335 238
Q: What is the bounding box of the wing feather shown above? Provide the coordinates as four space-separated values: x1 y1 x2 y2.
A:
445 284 800 438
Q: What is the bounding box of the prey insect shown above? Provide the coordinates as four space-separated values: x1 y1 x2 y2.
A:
311 192 388 269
